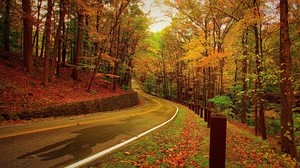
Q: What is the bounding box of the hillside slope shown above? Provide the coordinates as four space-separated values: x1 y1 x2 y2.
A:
0 53 127 122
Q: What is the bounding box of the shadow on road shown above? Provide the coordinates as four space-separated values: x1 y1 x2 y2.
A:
17 120 134 167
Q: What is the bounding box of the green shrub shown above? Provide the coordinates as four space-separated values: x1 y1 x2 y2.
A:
246 118 255 126
267 119 281 136
122 85 130 91
209 95 233 112
224 108 236 118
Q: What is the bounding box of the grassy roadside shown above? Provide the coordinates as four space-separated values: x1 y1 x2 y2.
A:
89 106 298 168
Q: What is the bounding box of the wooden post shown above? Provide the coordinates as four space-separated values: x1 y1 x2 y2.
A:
207 109 211 128
204 108 208 122
200 107 203 118
209 114 227 168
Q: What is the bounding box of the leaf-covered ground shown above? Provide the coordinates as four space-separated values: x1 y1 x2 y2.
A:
92 106 298 168
0 53 126 124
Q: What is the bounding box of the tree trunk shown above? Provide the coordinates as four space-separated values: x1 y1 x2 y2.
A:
87 12 101 92
219 58 224 95
203 68 207 111
35 0 42 58
39 31 45 58
113 25 121 92
50 0 66 82
258 18 267 140
162 52 168 98
279 0 297 159
72 11 84 81
253 0 266 139
62 22 67 64
4 0 10 53
42 0 53 86
22 0 33 73
176 62 182 103
241 32 248 124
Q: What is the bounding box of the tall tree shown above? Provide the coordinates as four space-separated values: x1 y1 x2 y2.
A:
72 8 84 81
50 0 67 82
43 0 53 86
34 0 42 57
22 0 33 73
279 0 297 158
4 0 10 52
241 31 249 124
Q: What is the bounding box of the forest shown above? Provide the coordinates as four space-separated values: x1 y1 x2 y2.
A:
0 0 299 162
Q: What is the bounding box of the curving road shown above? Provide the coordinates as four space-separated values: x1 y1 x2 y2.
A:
0 81 177 168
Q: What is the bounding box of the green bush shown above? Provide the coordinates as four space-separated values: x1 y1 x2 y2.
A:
224 108 236 118
122 85 130 91
267 119 281 136
294 113 300 130
209 95 233 112
246 118 255 126
294 113 300 152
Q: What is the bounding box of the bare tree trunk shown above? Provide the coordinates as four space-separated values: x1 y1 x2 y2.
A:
22 0 33 73
252 0 266 139
62 22 66 64
35 0 42 58
42 0 53 86
50 0 66 82
162 50 168 98
176 61 182 103
258 20 267 140
255 0 266 140
279 0 298 159
4 0 10 53
219 58 224 95
113 25 121 92
241 32 248 124
72 10 84 81
87 12 102 92
40 32 45 58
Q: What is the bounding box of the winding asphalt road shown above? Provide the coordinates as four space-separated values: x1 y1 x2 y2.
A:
0 81 177 168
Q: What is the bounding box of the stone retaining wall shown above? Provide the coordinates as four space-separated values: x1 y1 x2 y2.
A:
3 91 139 120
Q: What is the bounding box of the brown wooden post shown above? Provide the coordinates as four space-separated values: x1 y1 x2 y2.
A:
204 108 208 122
196 104 200 115
209 114 227 168
207 109 211 128
200 107 203 118
193 104 196 112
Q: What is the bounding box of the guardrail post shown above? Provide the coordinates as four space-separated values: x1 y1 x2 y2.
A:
209 114 227 168
207 109 211 128
200 107 203 118
204 107 208 122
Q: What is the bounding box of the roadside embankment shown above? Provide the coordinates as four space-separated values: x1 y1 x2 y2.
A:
2 91 139 120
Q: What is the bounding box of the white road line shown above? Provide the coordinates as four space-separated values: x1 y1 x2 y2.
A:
65 103 179 168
